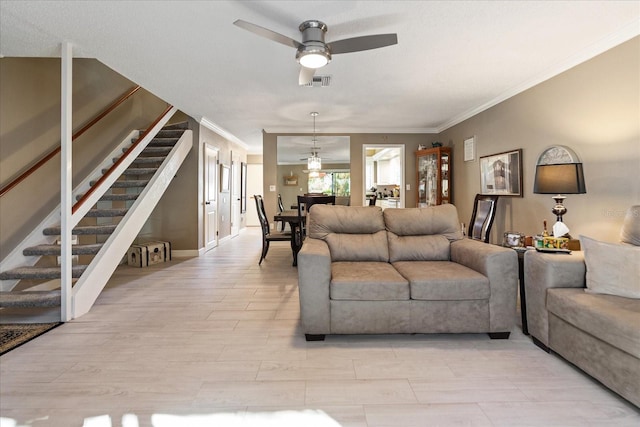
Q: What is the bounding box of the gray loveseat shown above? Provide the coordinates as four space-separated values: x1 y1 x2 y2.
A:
297 204 518 341
525 205 640 407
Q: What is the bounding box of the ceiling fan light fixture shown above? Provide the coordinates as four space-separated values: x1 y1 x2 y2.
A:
308 153 322 171
297 46 331 69
307 111 322 171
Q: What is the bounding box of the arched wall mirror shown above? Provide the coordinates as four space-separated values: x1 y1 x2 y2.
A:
277 136 351 208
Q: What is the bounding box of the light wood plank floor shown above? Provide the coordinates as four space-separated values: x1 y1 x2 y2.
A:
1 227 638 426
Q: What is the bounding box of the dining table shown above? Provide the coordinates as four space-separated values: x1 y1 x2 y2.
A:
273 210 305 266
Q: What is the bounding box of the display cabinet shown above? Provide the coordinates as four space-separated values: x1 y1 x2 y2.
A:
416 147 451 207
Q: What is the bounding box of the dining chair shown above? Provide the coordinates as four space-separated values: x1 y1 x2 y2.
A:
297 194 336 237
254 194 290 265
368 194 377 206
277 193 286 231
468 194 499 243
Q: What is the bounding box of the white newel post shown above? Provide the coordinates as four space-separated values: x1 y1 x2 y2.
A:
61 42 73 321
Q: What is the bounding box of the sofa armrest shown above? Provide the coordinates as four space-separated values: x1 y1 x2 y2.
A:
297 237 332 335
524 250 585 347
451 239 518 332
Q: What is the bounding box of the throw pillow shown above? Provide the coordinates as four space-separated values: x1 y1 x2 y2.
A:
619 205 640 246
580 235 640 299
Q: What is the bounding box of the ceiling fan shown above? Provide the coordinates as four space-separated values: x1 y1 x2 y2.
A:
233 19 398 85
299 140 329 161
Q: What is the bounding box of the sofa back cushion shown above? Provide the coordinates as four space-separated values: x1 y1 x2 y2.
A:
387 233 451 262
308 205 389 262
384 205 463 262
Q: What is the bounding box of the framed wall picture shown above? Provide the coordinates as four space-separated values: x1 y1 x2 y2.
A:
283 175 298 186
220 164 230 192
479 149 523 197
464 136 475 162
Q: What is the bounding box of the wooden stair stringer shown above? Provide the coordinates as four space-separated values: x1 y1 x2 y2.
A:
71 129 193 318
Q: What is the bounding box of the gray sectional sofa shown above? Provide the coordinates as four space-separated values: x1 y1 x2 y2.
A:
297 204 518 341
525 205 640 407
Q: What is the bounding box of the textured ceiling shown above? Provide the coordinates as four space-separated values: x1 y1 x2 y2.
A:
1 1 638 159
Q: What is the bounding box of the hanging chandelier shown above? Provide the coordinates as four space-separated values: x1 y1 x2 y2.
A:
307 112 321 173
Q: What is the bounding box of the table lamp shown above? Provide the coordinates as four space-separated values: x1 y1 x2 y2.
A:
533 149 586 223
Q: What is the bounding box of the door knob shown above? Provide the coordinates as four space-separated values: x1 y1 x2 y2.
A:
205 201 211 205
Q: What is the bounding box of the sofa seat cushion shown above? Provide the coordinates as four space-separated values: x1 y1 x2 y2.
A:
393 261 489 301
547 288 640 358
331 261 409 301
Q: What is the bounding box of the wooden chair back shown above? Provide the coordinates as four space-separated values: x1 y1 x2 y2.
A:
468 194 499 243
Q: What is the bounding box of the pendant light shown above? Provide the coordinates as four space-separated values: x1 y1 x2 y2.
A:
307 112 322 172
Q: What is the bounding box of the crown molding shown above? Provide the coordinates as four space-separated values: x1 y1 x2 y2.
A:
200 117 249 150
437 19 640 133
264 127 440 134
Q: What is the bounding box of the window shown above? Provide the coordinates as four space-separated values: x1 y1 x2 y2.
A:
308 171 350 196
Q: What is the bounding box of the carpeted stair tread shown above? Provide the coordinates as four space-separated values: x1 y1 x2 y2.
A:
129 137 179 146
143 147 173 154
100 193 140 201
44 225 118 235
163 122 188 130
104 167 158 175
148 137 179 145
153 129 185 138
106 180 150 188
125 156 166 164
0 290 62 308
75 193 139 201
121 146 172 155
23 244 103 256
85 208 129 217
0 265 87 280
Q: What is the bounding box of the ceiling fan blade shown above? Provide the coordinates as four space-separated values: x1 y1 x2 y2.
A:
328 34 398 54
233 19 302 49
299 66 316 86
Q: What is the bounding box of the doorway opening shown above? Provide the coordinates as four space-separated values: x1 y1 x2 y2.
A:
363 145 405 209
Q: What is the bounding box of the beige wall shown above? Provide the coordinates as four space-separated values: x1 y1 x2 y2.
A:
263 38 639 244
137 117 201 250
262 132 438 223
140 119 248 250
439 36 639 243
0 58 249 257
0 58 167 256
199 125 248 243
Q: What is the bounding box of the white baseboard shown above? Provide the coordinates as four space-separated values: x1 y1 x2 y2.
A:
171 249 205 258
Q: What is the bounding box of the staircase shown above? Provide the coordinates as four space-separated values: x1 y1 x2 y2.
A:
0 121 192 319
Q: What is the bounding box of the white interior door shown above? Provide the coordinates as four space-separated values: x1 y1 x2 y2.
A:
231 152 241 237
246 164 263 226
204 144 218 251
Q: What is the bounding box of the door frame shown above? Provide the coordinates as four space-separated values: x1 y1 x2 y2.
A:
230 151 241 237
362 144 405 208
203 143 219 252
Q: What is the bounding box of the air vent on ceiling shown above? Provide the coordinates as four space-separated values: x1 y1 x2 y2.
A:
303 75 331 87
